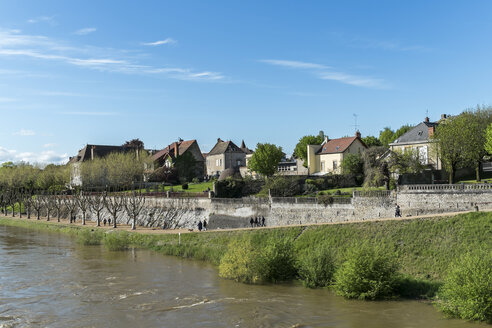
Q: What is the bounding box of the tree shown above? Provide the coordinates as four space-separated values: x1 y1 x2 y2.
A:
123 191 145 230
64 197 78 223
432 116 466 184
486 123 492 155
388 149 425 175
341 153 364 176
361 136 382 148
363 146 390 189
41 194 55 221
89 194 105 227
393 125 413 141
104 195 123 228
174 152 197 182
248 143 285 177
53 194 64 222
294 134 324 166
75 192 90 225
459 107 492 181
33 195 44 220
379 127 395 147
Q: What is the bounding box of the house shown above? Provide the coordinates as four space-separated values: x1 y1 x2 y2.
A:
68 144 137 186
151 139 205 179
277 156 309 176
307 131 367 175
389 116 444 170
206 138 251 177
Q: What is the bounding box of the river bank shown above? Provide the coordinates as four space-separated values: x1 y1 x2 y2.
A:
1 211 491 322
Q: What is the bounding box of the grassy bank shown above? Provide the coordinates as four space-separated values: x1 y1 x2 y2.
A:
1 212 491 322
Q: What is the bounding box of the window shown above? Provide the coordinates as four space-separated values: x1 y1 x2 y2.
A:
333 160 338 170
321 161 325 171
236 160 242 167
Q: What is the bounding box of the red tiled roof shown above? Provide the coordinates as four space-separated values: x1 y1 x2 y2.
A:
316 136 362 154
151 140 196 161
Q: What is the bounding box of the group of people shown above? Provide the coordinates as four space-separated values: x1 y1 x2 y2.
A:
250 216 265 228
102 218 112 226
197 220 207 231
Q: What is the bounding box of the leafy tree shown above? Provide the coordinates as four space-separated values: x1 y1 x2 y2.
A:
122 138 144 149
361 136 382 148
393 124 413 141
486 123 492 155
174 152 197 183
248 143 284 177
294 135 324 166
432 116 467 184
362 146 390 189
341 153 364 176
379 127 395 147
459 107 492 181
388 149 425 175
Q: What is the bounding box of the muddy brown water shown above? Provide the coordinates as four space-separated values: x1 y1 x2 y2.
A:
0 225 487 328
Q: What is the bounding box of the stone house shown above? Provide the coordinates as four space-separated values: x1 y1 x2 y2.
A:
151 139 205 179
206 139 251 177
307 131 367 175
277 156 309 176
68 144 137 186
389 116 444 170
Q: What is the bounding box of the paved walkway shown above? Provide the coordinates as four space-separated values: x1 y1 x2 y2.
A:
2 208 490 235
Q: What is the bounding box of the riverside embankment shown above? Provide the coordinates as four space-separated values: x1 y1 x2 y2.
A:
1 211 491 323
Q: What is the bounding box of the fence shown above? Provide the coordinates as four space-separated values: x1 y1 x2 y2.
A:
353 190 392 198
401 184 492 191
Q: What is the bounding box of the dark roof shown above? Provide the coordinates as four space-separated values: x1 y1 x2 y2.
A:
208 140 244 156
68 144 129 163
151 140 199 162
316 136 366 155
390 121 438 145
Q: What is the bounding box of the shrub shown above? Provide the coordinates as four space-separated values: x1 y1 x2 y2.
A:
219 236 296 284
192 178 199 184
317 194 334 205
103 231 131 251
297 246 335 288
76 229 103 246
333 245 399 300
436 250 492 323
261 176 302 197
181 183 189 190
215 178 245 198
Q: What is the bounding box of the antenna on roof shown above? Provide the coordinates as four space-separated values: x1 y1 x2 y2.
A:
352 114 359 132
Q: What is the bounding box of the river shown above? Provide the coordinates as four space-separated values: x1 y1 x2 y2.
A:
0 225 486 328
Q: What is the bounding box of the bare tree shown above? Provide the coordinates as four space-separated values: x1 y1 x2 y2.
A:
42 194 56 221
52 194 64 222
89 194 105 227
75 192 90 225
32 194 44 220
17 190 25 218
124 192 145 230
7 189 17 217
23 192 34 219
104 195 123 228
64 197 78 223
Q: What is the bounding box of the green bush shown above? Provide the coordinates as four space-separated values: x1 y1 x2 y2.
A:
181 183 189 190
103 231 131 251
77 229 103 246
297 246 335 288
317 194 334 205
436 250 492 323
219 236 296 284
333 244 399 300
261 176 302 197
215 178 245 198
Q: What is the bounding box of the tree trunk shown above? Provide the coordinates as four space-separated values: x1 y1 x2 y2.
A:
27 208 30 219
476 161 482 182
57 209 60 222
47 210 50 221
113 216 117 228
97 213 100 227
18 202 22 218
11 206 15 217
449 166 455 184
132 216 136 230
82 212 86 225
37 212 40 220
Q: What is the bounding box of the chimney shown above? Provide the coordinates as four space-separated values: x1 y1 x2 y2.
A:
217 138 223 143
428 126 435 138
355 130 361 138
318 130 324 140
91 146 95 160
174 142 179 158
324 136 329 144
425 117 430 123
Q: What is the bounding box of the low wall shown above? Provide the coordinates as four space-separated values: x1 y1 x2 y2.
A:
78 184 492 230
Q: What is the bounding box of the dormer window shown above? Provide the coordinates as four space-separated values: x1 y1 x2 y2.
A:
335 146 340 151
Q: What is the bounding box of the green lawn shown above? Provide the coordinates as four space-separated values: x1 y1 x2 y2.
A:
164 181 214 193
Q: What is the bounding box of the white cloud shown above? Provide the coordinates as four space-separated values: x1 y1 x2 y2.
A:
13 129 35 136
260 59 387 88
74 27 97 35
27 16 55 24
0 29 223 81
0 146 68 165
142 38 177 46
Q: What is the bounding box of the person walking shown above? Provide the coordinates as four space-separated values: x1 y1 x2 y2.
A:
254 217 258 227
108 218 111 226
198 220 203 232
261 216 265 227
103 218 107 226
203 219 207 231
395 205 401 217
250 217 254 228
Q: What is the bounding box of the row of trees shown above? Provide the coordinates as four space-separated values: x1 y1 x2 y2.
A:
0 162 69 192
0 189 148 230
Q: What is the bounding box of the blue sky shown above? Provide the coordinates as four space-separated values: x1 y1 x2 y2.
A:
1 1 492 164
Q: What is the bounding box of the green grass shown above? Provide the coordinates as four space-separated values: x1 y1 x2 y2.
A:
164 181 214 193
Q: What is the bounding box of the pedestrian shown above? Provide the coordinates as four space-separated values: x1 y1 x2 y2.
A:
108 218 111 226
261 216 265 227
103 218 107 226
254 217 258 227
250 217 254 228
395 205 401 217
198 220 203 231
203 219 207 231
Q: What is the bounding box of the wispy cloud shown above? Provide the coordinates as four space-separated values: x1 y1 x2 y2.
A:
13 129 35 136
0 146 68 164
61 111 119 116
260 59 386 88
27 16 55 24
0 29 223 81
142 38 176 46
74 27 97 35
